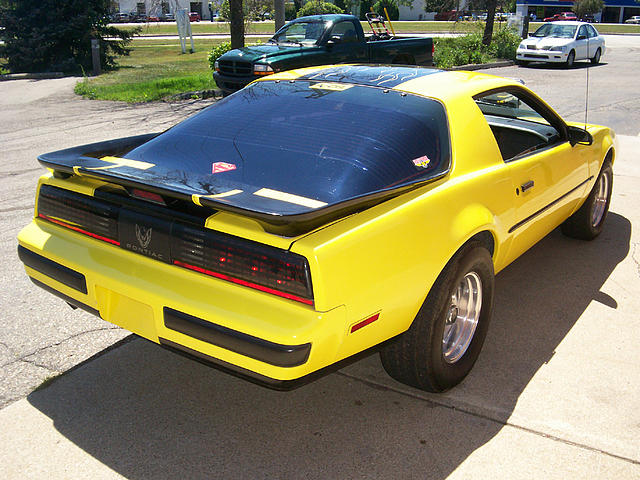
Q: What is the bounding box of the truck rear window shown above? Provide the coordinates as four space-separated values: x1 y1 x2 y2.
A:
125 79 450 215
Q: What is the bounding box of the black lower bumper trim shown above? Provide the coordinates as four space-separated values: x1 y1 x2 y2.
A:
163 307 311 368
158 337 382 391
29 277 100 317
18 245 87 294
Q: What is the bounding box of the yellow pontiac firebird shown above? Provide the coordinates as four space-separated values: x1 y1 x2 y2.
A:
17 65 615 392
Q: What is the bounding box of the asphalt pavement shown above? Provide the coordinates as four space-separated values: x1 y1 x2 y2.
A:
0 35 639 479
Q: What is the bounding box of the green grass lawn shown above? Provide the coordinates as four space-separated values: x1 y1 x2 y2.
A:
74 37 269 102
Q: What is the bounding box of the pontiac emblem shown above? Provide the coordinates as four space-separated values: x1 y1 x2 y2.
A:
135 224 152 249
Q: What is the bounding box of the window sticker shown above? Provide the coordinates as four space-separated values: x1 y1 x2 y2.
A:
309 82 354 92
412 155 431 168
211 162 237 174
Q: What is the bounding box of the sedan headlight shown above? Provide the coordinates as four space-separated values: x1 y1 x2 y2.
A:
549 46 566 52
253 64 274 76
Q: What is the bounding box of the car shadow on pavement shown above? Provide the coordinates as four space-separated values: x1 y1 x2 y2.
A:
522 62 608 70
26 212 631 479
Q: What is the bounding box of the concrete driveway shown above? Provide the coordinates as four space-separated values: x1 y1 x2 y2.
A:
0 37 639 479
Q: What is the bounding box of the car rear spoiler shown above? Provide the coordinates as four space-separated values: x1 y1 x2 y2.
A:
38 135 448 236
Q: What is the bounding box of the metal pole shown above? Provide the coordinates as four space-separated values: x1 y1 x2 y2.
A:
91 39 101 76
274 0 285 31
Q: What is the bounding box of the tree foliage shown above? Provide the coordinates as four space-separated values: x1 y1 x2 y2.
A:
0 0 136 73
297 0 344 17
423 0 455 13
573 0 604 18
373 0 399 20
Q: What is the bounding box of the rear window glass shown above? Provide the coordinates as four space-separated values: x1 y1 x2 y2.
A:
125 80 450 215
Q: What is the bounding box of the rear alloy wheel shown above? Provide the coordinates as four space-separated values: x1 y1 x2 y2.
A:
380 242 494 392
591 48 601 65
566 50 575 68
561 162 612 240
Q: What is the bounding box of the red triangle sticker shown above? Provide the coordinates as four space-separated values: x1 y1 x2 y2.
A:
211 162 237 174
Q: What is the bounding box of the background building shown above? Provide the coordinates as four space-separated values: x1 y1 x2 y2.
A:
515 0 640 23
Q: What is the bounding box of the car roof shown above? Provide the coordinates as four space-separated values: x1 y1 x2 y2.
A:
293 14 355 23
547 20 589 26
262 64 520 103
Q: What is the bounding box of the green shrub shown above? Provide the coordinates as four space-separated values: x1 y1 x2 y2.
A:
434 27 520 68
297 1 344 18
490 26 521 60
208 42 233 70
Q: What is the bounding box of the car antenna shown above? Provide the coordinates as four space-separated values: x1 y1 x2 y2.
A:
584 36 590 130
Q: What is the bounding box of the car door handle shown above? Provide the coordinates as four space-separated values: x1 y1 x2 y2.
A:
521 180 535 192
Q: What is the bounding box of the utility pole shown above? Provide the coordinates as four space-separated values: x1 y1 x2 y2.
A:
275 0 285 31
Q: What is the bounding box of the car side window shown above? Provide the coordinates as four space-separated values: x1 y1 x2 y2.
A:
474 90 563 162
587 25 598 38
330 21 358 43
578 25 588 39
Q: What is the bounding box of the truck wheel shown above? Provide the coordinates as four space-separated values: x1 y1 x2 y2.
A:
561 161 612 240
380 242 494 392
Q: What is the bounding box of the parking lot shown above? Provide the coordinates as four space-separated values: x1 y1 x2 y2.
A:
0 35 639 479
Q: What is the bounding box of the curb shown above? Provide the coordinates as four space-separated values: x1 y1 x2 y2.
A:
0 72 65 81
448 60 514 71
168 88 222 101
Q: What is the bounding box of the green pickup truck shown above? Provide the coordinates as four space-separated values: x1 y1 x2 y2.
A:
213 14 434 95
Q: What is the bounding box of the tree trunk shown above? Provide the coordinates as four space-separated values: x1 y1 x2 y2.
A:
229 0 244 49
274 0 285 31
482 0 497 46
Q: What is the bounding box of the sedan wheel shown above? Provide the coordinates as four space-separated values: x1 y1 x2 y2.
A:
380 242 494 392
566 50 575 68
591 48 601 65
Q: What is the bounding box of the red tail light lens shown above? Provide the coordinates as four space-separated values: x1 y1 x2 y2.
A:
172 223 314 305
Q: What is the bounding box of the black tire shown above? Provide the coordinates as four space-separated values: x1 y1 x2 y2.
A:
561 162 613 240
566 50 575 68
379 242 494 392
591 48 601 65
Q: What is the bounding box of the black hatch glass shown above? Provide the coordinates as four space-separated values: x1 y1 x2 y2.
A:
122 78 450 216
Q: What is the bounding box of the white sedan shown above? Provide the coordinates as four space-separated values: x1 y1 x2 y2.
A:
516 21 605 67
625 16 640 24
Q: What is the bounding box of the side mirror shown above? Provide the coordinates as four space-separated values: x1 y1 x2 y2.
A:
577 34 587 40
568 125 593 146
326 35 342 45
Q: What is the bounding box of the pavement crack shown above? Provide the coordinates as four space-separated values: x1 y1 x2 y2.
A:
0 205 34 213
0 168 42 177
1 326 122 368
336 370 640 466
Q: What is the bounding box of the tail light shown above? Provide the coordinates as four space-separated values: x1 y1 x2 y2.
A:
172 223 313 305
36 185 314 305
37 185 119 245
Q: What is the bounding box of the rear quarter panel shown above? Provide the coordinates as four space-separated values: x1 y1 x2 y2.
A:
290 93 515 362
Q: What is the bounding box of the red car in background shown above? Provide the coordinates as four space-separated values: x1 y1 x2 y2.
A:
189 12 201 22
544 12 577 22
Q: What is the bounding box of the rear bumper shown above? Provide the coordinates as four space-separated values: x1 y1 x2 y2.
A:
17 219 347 383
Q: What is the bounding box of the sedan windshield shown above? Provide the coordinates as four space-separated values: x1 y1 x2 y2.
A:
531 24 577 38
270 21 326 45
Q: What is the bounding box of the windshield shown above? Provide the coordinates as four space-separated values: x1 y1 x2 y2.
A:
270 21 326 45
123 79 451 216
531 24 577 38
